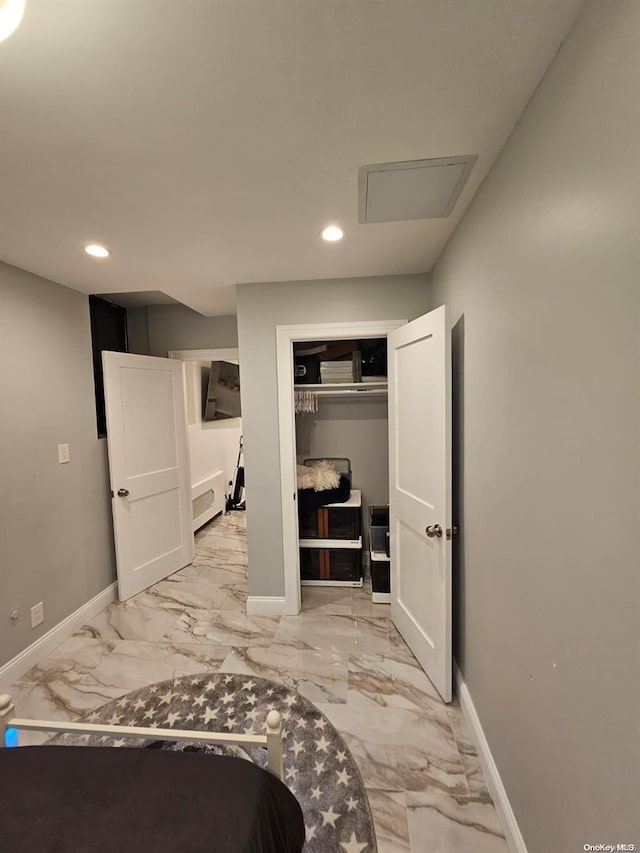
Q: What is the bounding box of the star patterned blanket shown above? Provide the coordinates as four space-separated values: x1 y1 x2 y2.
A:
48 672 377 852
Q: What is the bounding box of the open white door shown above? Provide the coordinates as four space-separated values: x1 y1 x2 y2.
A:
103 352 194 601
388 305 452 702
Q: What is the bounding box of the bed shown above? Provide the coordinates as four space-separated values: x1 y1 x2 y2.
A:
0 694 304 853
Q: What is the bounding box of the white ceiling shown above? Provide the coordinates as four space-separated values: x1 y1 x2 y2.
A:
0 0 583 315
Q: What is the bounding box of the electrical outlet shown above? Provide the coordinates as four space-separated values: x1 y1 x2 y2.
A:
30 602 44 629
58 443 70 464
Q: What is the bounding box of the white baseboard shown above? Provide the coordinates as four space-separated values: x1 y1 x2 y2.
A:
0 583 117 693
454 663 528 853
246 595 287 616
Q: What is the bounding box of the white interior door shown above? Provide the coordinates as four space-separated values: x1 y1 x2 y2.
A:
388 305 452 702
103 352 194 601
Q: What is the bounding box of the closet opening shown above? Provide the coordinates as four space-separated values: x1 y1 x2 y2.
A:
294 337 389 608
275 319 406 616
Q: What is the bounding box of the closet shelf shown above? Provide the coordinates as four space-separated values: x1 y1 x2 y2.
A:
294 381 387 399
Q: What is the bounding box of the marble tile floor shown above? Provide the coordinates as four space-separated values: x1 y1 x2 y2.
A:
9 512 508 853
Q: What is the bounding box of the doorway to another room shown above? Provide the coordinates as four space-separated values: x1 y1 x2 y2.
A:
168 349 243 530
102 348 244 603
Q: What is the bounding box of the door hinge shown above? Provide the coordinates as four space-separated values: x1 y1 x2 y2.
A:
446 526 459 540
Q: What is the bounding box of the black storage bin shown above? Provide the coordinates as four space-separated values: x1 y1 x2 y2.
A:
300 548 362 583
294 355 320 384
371 556 390 593
360 338 387 377
298 504 361 540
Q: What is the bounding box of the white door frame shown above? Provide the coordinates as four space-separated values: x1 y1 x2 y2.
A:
276 319 406 615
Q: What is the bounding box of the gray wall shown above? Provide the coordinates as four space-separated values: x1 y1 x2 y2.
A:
428 0 640 847
296 399 388 551
236 274 430 596
0 262 116 668
126 306 150 354
127 304 238 356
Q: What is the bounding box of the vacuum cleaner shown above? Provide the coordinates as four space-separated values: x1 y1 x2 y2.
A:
226 435 246 512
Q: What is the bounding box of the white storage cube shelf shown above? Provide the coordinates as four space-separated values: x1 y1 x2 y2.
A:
299 538 362 549
299 490 363 587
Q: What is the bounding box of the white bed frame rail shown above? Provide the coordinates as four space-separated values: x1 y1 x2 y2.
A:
0 694 284 781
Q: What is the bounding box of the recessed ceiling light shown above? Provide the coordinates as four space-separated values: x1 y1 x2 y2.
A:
0 0 25 43
321 225 345 242
85 244 110 258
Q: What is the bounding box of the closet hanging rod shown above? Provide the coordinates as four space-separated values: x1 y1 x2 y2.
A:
295 389 387 399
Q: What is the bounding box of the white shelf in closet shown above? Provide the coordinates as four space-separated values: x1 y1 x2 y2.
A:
322 489 361 509
294 381 387 399
299 536 363 550
370 550 390 562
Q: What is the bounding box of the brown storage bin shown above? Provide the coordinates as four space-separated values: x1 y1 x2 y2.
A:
298 504 361 540
300 548 362 582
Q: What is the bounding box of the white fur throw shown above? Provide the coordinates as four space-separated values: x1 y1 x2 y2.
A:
296 460 341 492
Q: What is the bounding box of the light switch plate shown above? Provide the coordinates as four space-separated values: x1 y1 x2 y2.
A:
31 602 44 629
58 443 70 464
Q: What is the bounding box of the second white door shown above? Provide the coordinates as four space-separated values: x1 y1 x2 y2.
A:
103 352 194 601
388 305 452 702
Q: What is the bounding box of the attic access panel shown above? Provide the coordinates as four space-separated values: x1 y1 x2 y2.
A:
358 155 476 223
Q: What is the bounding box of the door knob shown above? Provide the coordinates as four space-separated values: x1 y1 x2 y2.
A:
117 488 129 497
425 524 443 538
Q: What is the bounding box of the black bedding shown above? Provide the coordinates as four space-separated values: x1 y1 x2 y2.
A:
297 474 351 514
0 746 305 853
